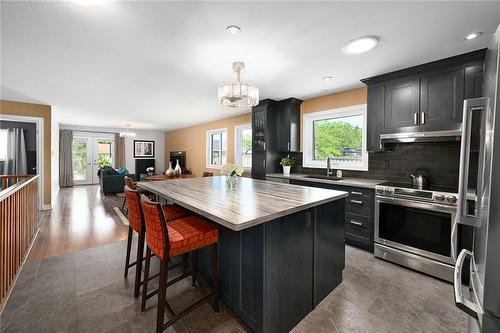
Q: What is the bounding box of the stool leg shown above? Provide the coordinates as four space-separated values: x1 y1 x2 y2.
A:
133 231 145 298
141 246 152 312
211 243 219 312
191 250 198 287
156 258 170 333
124 226 133 278
182 253 188 275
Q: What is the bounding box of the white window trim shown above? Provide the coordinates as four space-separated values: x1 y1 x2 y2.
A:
234 123 252 171
303 104 368 171
206 128 227 169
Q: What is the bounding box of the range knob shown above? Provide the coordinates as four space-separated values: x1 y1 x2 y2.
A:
446 195 457 203
376 187 384 194
434 194 445 201
384 188 393 195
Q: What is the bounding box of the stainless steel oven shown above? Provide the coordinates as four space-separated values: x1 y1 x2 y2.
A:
374 183 458 281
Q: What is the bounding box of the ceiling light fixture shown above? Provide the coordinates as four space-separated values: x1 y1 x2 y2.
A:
342 36 380 55
322 76 333 81
464 32 482 40
218 61 259 108
119 124 136 138
226 25 241 36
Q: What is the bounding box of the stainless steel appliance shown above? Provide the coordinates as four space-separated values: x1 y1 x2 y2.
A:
454 25 500 333
374 182 459 281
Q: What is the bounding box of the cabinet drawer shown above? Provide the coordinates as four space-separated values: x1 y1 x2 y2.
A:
345 214 372 242
346 194 373 217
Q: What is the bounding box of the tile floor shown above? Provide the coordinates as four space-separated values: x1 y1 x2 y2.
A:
0 238 467 333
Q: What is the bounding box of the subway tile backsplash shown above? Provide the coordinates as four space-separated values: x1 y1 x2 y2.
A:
289 142 461 188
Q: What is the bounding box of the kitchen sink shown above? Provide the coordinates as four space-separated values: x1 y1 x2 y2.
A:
303 175 343 181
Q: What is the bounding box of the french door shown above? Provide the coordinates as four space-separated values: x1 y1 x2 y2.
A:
72 133 114 185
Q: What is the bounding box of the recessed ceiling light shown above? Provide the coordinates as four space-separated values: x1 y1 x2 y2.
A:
342 36 380 55
464 32 482 40
226 25 241 36
322 76 333 81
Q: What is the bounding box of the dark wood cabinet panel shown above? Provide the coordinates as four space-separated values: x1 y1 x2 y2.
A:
367 84 384 152
383 76 420 131
464 63 484 99
275 98 302 152
264 211 313 333
420 68 464 131
252 152 266 180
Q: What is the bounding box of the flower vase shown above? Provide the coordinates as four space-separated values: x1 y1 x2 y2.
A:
226 175 237 189
165 162 174 176
174 159 182 175
283 166 291 175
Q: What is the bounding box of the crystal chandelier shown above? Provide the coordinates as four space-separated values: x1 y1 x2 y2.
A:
218 61 259 108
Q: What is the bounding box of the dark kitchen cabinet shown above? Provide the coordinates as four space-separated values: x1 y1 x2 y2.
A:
464 64 484 99
275 98 302 152
420 68 464 131
366 84 384 152
383 76 420 132
252 152 266 180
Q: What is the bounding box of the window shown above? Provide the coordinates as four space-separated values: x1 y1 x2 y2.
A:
234 124 252 170
303 104 368 171
206 128 227 168
0 129 7 161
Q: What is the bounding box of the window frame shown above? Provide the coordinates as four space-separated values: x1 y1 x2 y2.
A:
303 104 368 171
234 123 252 171
206 128 227 169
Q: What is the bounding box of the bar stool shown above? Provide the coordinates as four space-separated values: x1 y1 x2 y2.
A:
123 185 188 297
140 195 219 333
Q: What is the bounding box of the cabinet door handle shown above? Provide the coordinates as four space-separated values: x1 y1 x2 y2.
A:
305 212 312 228
351 191 363 196
414 112 419 125
263 160 266 168
287 142 290 151
350 220 363 226
421 112 425 125
263 142 266 150
350 200 363 204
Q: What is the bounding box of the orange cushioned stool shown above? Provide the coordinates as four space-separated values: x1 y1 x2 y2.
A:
140 194 219 333
123 185 188 298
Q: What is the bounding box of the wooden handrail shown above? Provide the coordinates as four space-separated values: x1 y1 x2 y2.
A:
0 175 31 191
0 175 39 313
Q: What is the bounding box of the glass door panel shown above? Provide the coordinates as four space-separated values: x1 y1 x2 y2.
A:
93 138 114 184
72 137 92 185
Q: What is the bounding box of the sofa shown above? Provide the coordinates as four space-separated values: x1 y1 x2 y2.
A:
99 171 136 195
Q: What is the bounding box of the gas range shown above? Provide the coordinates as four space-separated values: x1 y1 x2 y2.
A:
375 182 458 206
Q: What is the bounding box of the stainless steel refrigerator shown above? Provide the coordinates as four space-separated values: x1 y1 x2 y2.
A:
455 23 500 333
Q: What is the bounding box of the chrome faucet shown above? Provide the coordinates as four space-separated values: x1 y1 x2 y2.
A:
326 157 334 177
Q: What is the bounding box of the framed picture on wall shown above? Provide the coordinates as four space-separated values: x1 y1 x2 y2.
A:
134 140 155 158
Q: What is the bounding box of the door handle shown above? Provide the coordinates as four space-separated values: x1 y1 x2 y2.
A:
350 200 363 204
421 112 425 125
413 113 419 125
287 142 290 151
350 220 363 226
453 249 478 319
305 212 312 228
351 191 363 196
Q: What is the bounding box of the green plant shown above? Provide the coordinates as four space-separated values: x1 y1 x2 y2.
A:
280 154 295 167
97 153 112 169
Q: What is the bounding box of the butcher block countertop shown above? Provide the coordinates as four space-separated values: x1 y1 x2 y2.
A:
137 176 347 231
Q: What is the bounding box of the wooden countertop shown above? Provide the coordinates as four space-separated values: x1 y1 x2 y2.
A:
137 176 348 231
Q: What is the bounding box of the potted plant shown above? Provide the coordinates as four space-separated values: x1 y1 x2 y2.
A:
221 163 244 189
280 154 295 176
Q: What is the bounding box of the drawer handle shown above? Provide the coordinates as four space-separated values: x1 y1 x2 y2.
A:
350 200 363 204
350 220 363 226
351 191 363 196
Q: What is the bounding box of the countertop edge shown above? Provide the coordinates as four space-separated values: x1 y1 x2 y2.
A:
266 173 385 189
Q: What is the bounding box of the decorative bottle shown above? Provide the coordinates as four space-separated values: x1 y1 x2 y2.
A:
166 162 174 176
174 159 182 175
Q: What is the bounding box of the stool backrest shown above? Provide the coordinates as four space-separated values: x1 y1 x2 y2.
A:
202 171 213 177
124 185 144 233
124 175 136 190
140 194 170 259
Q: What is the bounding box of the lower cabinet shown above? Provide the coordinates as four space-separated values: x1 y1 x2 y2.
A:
290 179 375 251
198 200 345 333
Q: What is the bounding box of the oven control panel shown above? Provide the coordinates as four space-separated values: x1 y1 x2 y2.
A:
375 186 458 206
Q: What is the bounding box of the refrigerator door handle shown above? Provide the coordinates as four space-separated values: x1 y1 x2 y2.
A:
454 249 479 319
457 98 486 227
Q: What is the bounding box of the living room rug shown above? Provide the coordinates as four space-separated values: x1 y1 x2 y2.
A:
102 193 129 226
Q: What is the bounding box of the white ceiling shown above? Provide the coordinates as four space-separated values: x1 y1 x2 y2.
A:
2 1 500 131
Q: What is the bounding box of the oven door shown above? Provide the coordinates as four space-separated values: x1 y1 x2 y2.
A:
375 196 457 265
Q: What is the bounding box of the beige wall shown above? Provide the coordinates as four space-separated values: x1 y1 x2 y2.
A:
165 87 368 176
0 100 52 206
165 114 252 177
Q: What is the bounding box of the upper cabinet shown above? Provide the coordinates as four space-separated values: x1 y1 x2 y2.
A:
275 98 302 152
362 49 486 152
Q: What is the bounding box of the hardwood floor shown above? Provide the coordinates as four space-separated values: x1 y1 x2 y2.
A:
28 185 128 262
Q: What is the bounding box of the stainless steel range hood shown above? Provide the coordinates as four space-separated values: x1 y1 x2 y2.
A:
380 129 462 144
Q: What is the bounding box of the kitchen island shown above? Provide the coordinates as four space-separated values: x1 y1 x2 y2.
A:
138 176 347 333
